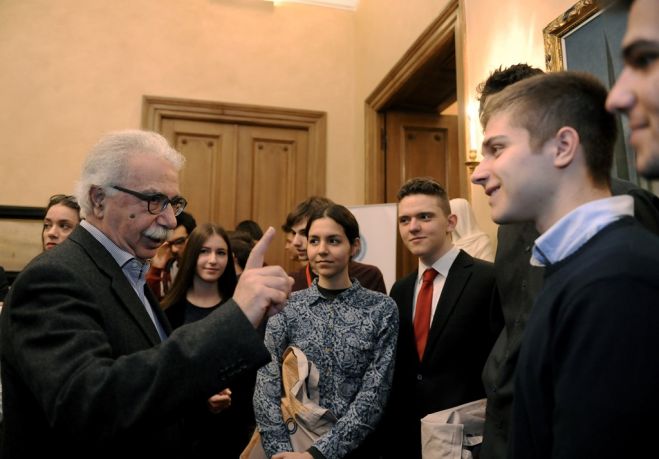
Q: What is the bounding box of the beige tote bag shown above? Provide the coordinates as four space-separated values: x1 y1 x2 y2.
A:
241 346 337 459
420 398 486 459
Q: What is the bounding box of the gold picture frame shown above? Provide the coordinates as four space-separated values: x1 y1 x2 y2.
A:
543 0 601 71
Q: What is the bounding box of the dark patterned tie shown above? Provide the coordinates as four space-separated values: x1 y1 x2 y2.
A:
414 268 438 360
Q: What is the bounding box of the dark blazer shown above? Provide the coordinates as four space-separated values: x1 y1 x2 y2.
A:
382 249 502 459
0 225 270 458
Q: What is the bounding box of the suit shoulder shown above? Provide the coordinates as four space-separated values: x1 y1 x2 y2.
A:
391 271 417 288
471 257 495 271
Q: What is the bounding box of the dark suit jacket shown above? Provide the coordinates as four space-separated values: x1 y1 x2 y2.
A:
0 225 270 458
382 249 502 459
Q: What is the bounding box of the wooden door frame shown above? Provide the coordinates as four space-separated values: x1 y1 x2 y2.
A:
142 96 327 197
364 0 468 204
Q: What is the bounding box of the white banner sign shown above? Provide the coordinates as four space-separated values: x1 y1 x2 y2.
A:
348 203 398 293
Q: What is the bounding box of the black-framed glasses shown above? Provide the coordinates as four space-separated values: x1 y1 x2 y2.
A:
111 185 187 216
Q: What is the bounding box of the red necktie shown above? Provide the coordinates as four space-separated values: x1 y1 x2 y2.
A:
414 268 438 360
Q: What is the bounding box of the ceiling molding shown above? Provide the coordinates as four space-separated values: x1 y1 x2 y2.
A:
266 0 358 11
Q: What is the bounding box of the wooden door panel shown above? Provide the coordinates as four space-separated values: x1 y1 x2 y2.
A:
161 119 237 227
385 111 459 280
237 125 309 271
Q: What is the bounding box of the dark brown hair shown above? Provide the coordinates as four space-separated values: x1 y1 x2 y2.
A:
480 71 617 187
396 177 451 216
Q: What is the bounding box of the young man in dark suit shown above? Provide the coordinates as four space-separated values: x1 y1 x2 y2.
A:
0 130 292 457
382 177 502 459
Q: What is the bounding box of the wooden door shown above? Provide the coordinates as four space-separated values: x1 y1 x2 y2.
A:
160 119 309 271
237 125 309 272
384 111 459 280
162 119 237 226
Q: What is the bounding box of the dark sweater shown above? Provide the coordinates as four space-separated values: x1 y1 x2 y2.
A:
512 217 659 458
481 180 659 459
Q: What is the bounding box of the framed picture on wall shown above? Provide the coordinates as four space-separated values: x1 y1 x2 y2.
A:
0 205 45 284
542 0 653 191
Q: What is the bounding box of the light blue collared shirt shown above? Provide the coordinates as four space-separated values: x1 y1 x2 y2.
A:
531 195 634 267
80 220 167 341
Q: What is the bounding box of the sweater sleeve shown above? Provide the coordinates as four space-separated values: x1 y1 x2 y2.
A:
550 277 659 458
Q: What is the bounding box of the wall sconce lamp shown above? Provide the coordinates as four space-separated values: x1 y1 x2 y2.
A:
465 100 481 174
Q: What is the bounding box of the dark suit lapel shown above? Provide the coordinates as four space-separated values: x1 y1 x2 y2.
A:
70 226 164 345
424 250 473 356
399 271 418 328
145 285 172 335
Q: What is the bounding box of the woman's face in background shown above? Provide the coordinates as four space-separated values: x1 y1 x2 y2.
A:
195 233 229 283
42 204 80 251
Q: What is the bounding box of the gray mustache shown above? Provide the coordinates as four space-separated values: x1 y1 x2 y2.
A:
144 226 171 242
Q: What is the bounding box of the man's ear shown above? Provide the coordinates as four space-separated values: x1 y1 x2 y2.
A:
89 186 106 217
553 126 580 169
446 213 457 233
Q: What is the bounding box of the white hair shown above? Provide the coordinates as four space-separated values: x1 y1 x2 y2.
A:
74 130 185 217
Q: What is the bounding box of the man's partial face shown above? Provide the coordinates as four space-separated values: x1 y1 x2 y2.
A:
290 219 309 263
471 112 555 230
100 155 179 261
168 225 189 262
397 194 456 266
606 0 659 179
284 231 298 262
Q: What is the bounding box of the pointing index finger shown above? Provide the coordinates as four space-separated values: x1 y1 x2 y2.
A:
244 226 275 270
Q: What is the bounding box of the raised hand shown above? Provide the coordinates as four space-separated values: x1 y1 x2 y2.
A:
233 227 293 327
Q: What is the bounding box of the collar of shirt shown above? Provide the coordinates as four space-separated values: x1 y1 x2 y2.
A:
531 195 634 267
417 245 460 284
80 220 150 282
305 278 361 304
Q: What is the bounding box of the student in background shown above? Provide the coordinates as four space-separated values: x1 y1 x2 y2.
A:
235 219 264 244
472 71 659 458
606 0 659 179
285 196 387 293
254 204 398 459
476 63 659 459
382 177 501 459
229 230 254 277
42 194 81 251
146 211 196 301
162 223 256 457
